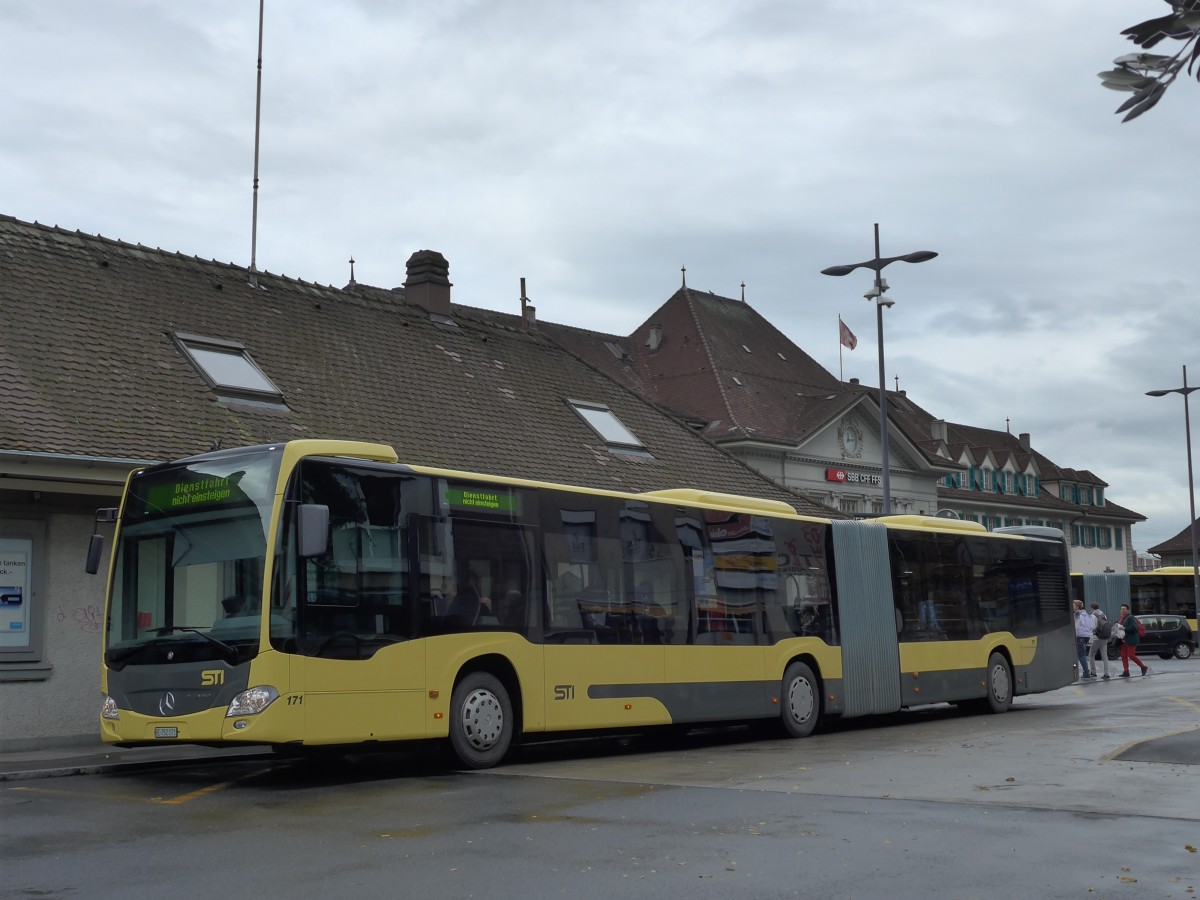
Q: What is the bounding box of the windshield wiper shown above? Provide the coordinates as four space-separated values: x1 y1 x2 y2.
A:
155 625 240 663
105 626 239 667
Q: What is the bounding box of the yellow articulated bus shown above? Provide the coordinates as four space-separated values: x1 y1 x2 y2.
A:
90 440 1076 769
1071 568 1199 633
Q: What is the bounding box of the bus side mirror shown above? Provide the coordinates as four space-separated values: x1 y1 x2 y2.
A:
85 534 105 575
85 507 119 574
297 504 330 558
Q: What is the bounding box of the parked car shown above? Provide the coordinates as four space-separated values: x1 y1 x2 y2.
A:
1106 614 1196 660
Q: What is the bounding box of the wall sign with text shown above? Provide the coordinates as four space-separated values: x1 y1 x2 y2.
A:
0 538 32 649
825 467 882 486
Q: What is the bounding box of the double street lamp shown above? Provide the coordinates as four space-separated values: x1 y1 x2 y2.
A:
821 223 937 515
1146 365 1200 617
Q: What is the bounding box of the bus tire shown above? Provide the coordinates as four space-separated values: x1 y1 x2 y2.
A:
780 661 820 738
449 671 513 769
980 652 1012 714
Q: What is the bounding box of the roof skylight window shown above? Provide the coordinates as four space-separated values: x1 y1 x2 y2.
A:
603 341 627 360
568 400 645 450
173 332 286 407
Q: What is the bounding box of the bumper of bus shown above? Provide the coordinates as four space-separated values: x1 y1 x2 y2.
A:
100 697 299 747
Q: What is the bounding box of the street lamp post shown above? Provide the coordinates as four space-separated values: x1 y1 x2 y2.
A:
821 223 937 515
1146 365 1200 618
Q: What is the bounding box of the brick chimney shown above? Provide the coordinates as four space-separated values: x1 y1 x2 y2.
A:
519 277 537 332
404 250 452 317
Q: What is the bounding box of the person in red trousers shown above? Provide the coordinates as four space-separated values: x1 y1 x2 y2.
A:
1117 603 1149 677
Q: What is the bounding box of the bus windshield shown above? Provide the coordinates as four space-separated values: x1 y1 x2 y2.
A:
103 447 283 668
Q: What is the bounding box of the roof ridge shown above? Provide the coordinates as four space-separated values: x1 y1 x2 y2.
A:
684 290 742 434
0 213 349 297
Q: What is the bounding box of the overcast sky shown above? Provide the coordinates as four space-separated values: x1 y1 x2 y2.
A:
4 1 1198 551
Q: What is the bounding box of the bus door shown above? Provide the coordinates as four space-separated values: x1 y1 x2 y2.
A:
541 501 668 731
665 510 769 724
287 461 426 745
832 520 902 716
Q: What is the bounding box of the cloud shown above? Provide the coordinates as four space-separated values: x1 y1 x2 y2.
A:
3 0 1197 550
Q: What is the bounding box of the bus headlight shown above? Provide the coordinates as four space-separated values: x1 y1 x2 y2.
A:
101 694 120 720
226 685 280 717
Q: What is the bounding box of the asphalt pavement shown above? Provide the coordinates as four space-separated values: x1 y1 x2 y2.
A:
0 741 274 781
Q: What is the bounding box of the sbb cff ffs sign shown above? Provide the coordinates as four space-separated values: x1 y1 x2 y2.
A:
826 468 882 486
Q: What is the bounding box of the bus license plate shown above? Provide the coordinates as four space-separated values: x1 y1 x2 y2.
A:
154 727 179 739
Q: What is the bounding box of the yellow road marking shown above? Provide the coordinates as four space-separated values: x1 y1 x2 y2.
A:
6 767 271 805
1166 695 1200 714
156 781 236 805
1103 720 1200 762
155 767 271 805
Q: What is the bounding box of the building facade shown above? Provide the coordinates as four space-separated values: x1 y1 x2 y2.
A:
547 286 1145 574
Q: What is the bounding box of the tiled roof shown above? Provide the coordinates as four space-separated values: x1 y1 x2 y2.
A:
1147 519 1200 555
884 401 1143 523
0 215 838 517
546 287 870 446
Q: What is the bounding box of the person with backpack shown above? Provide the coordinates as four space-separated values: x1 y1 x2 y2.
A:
1087 602 1112 679
1073 599 1095 679
1117 603 1150 677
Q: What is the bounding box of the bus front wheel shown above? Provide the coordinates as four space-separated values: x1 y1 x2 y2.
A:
449 671 514 769
780 661 820 738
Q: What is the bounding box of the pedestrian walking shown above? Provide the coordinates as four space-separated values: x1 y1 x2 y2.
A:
1116 603 1149 678
1073 599 1094 679
1087 602 1112 679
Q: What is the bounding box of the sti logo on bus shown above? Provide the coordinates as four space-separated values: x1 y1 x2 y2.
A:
553 684 575 701
201 670 225 686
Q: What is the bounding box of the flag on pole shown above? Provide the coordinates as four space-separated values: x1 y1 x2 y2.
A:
839 317 857 350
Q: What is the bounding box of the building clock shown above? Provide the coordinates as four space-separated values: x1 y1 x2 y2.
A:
839 420 862 458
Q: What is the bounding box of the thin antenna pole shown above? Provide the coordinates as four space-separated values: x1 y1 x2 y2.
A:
249 0 265 288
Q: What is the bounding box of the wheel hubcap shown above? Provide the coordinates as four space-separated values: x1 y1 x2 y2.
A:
788 677 814 724
461 688 504 751
991 664 1011 704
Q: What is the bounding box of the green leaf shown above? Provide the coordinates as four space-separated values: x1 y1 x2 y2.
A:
1121 84 1167 122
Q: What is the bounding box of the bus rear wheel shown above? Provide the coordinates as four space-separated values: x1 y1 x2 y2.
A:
979 652 1012 713
449 671 513 769
780 661 820 738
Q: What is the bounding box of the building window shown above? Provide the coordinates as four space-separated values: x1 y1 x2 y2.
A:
173 333 286 406
568 400 646 452
0 520 48 670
